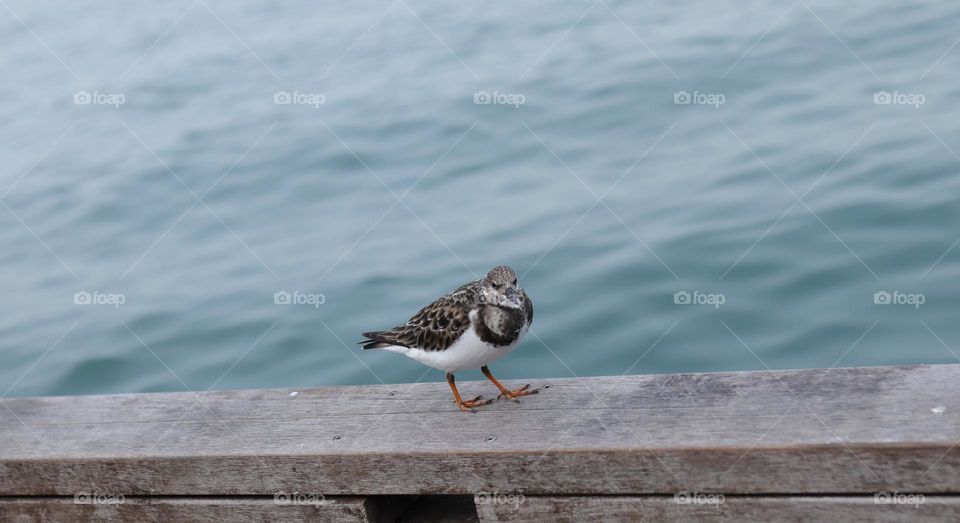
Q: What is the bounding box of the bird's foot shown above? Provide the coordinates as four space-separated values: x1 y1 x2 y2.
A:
497 384 540 402
456 395 493 413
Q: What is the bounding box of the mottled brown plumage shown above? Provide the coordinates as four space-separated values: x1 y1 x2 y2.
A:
360 266 540 412
361 267 533 352
361 281 477 352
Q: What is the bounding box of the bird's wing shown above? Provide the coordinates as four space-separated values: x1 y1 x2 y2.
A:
361 282 479 352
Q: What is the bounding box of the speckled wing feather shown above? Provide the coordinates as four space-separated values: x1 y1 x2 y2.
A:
361 281 481 352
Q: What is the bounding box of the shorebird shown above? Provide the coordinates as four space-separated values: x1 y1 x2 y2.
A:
360 266 539 412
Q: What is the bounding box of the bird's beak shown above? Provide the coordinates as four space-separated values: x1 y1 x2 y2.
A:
506 287 519 304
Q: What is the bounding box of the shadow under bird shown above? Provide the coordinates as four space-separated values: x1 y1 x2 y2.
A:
360 266 539 412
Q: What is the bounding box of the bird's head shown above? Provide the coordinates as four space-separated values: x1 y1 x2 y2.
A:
480 265 524 309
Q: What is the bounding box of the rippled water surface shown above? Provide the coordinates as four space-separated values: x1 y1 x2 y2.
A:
2 0 960 396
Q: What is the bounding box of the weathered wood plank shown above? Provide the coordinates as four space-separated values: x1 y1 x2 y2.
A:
1 365 958 496
476 495 960 522
0 495 414 523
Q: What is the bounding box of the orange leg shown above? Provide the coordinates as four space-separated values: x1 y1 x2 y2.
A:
447 372 493 412
481 366 540 402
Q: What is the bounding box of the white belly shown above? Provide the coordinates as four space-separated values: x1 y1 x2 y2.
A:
380 315 527 373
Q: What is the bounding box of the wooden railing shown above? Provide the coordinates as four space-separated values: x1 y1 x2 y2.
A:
2 364 959 521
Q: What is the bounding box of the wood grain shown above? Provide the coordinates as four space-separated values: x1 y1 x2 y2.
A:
475 495 960 522
0 495 414 523
1 364 958 496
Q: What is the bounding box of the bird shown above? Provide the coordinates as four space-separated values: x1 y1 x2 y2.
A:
360 266 539 412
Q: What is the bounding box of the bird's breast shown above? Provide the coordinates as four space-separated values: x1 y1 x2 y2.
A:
473 305 527 348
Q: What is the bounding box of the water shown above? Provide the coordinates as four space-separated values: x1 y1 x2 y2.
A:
2 0 959 397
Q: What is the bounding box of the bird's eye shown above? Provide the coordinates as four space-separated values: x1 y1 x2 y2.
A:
512 278 518 285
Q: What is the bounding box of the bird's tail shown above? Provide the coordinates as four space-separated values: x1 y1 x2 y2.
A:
359 331 393 350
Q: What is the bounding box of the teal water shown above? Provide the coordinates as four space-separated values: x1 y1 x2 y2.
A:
2 1 960 397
